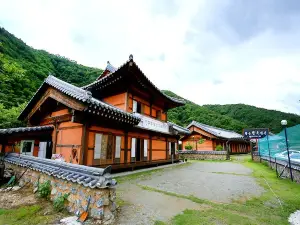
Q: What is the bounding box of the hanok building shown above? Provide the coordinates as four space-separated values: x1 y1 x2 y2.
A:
181 121 250 153
0 56 190 170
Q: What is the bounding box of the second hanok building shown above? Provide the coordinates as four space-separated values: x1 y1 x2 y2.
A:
0 56 190 169
181 121 250 153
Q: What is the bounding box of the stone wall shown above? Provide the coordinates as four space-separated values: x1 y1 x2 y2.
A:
6 163 116 224
252 155 300 184
178 150 227 161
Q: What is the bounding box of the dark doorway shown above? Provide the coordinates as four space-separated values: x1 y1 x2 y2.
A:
135 138 144 161
171 143 176 155
136 102 142 113
136 138 141 161
46 141 52 159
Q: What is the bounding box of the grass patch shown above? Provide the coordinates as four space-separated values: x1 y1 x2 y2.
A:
154 220 167 225
139 185 212 205
140 159 300 225
0 205 60 225
210 171 250 176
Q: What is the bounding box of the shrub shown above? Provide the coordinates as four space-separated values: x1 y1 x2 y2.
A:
215 144 224 151
38 180 51 199
53 193 70 212
198 138 205 144
185 142 193 150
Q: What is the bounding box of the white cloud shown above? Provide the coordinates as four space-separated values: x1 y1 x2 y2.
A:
0 0 299 114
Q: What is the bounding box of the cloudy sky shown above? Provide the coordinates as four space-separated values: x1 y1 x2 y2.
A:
0 0 300 114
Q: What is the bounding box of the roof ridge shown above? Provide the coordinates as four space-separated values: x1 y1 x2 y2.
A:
82 59 130 89
192 121 240 134
82 57 185 105
46 75 91 99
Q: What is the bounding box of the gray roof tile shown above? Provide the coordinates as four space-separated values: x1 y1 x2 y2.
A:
19 75 140 125
187 121 243 139
5 153 116 189
0 125 54 135
168 122 191 135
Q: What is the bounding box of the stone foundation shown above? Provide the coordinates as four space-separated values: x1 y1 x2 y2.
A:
178 150 227 160
6 163 116 224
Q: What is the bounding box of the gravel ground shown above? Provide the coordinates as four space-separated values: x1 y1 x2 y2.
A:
140 162 263 203
115 161 264 224
115 183 210 225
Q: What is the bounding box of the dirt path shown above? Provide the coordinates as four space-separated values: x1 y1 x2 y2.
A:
115 161 264 224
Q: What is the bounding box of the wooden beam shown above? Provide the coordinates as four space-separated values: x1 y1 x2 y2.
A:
27 88 85 121
80 122 88 165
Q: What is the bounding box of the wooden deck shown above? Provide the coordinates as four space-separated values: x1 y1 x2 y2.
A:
93 158 180 172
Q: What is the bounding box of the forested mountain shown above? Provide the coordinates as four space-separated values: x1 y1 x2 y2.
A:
163 90 248 133
163 90 300 133
0 27 103 108
0 27 103 128
203 104 300 133
1 27 299 133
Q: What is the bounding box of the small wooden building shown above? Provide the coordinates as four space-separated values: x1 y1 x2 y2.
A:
181 121 250 153
0 56 190 170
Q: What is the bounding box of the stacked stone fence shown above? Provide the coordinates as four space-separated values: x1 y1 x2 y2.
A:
4 153 117 224
178 150 227 160
252 152 300 183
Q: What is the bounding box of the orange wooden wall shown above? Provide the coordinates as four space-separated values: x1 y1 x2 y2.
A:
56 121 83 164
103 93 126 111
127 93 167 121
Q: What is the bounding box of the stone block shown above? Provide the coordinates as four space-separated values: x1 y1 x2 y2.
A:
91 208 104 219
75 199 82 207
67 194 76 203
103 197 110 206
110 202 116 212
96 198 103 207
71 187 77 194
51 188 57 195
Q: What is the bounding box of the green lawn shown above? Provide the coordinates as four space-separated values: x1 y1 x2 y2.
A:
0 205 58 225
149 157 300 225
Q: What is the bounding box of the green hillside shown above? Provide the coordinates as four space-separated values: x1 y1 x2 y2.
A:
203 104 300 133
163 90 248 133
0 27 103 128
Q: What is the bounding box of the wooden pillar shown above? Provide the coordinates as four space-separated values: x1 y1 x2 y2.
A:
149 136 152 162
124 132 128 163
166 137 168 160
80 122 88 165
52 122 58 154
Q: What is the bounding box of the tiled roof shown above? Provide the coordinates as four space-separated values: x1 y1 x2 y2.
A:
82 58 185 106
0 125 54 135
187 121 243 139
86 98 141 124
168 122 191 135
106 62 117 73
45 75 92 102
19 75 141 125
5 153 116 189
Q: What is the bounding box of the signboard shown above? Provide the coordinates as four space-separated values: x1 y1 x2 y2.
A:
243 128 269 139
135 113 170 134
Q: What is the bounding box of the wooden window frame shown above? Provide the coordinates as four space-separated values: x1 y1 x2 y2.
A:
20 140 34 156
